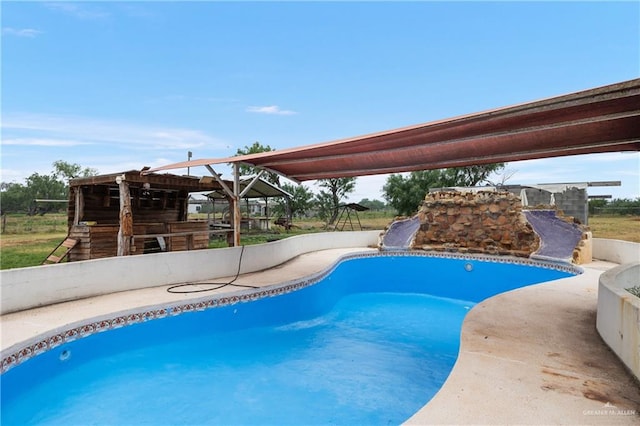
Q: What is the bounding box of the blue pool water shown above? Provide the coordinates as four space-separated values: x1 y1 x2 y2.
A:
1 254 576 425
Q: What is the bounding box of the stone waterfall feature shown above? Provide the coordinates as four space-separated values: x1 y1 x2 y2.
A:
379 190 591 264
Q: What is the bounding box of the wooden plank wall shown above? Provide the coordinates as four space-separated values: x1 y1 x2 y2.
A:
68 225 117 261
65 184 204 261
68 185 189 227
167 221 209 251
67 222 208 261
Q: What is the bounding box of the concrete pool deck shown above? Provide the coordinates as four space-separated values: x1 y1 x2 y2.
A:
1 248 639 424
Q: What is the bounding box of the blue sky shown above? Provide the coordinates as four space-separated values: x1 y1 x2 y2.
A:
2 1 639 202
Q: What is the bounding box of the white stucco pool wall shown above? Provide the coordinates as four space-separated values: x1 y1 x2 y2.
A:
597 261 640 381
0 231 380 315
592 238 640 380
592 238 640 265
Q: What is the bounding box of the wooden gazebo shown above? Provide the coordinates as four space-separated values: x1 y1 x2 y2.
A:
62 170 235 261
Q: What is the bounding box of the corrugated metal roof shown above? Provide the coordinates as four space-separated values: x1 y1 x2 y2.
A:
147 79 640 182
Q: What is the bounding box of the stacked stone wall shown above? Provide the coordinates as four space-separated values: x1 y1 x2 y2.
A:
412 191 539 257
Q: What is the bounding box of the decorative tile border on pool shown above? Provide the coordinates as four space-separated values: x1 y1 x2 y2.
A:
0 250 581 374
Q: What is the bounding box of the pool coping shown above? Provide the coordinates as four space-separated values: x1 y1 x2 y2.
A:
2 248 639 424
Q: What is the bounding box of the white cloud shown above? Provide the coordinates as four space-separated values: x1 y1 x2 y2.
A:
618 169 640 177
346 174 388 202
2 28 43 38
2 138 89 147
246 105 297 115
2 113 228 151
44 3 110 20
116 4 157 20
508 153 640 185
580 152 640 163
0 113 237 185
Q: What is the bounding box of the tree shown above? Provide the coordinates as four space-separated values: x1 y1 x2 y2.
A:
0 174 65 214
591 197 640 215
357 198 386 211
488 167 517 186
315 178 357 225
588 198 608 215
383 171 442 216
0 161 98 214
0 182 28 213
273 183 315 218
52 160 98 181
382 164 506 216
234 142 280 185
440 164 505 187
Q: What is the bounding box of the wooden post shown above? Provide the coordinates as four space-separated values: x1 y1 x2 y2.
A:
73 187 84 225
225 194 235 247
180 192 189 221
233 164 241 247
117 176 133 256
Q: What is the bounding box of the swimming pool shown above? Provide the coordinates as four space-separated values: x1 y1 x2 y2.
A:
1 252 579 425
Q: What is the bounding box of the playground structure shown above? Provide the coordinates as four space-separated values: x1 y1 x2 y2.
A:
332 203 370 231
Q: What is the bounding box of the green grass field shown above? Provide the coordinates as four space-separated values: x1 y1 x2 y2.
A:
1 212 638 270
